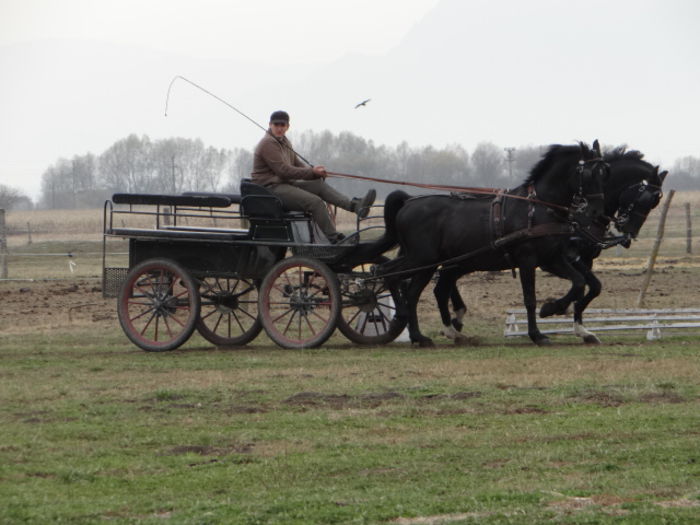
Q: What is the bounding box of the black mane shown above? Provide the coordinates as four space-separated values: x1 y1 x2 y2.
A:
604 146 645 163
525 143 587 185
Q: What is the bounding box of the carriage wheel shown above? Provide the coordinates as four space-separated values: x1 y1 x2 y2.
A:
118 258 200 352
258 256 340 349
337 261 407 345
195 276 262 346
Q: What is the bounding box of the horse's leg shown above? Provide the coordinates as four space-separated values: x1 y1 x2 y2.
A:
539 255 600 344
449 284 467 332
405 269 436 347
518 263 550 345
434 270 469 344
571 258 602 344
539 256 587 319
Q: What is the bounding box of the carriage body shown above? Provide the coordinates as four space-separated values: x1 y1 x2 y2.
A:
103 186 404 351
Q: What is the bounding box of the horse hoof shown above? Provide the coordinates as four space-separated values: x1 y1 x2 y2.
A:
583 334 601 345
454 334 469 345
419 338 435 348
533 335 551 346
451 319 464 332
540 301 560 318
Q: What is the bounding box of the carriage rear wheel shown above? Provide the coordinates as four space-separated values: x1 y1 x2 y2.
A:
258 256 340 349
195 276 262 346
337 260 407 345
118 258 200 352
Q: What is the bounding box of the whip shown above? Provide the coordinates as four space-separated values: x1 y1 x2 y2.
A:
164 75 314 166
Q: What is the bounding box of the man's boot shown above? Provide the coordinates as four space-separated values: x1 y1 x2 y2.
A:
350 189 376 219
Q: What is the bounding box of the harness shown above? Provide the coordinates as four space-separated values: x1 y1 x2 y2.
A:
372 158 609 281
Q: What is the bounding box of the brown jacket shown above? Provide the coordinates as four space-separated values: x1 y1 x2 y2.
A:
251 132 316 187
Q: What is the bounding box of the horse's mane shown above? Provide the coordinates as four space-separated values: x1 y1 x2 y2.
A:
603 145 645 163
524 143 588 185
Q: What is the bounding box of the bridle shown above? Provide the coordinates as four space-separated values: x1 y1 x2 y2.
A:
613 179 663 230
565 157 609 226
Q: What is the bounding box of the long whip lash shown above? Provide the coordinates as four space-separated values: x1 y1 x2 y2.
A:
165 76 267 134
162 75 563 207
164 75 313 166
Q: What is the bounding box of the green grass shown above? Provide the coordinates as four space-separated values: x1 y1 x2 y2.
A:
2 327 700 524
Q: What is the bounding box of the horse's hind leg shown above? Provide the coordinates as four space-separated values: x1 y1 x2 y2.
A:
449 283 467 332
434 269 469 344
518 263 550 345
405 269 436 347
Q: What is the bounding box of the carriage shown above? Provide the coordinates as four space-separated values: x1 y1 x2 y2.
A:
104 143 665 350
102 181 407 351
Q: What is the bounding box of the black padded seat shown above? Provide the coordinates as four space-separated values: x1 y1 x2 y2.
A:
112 193 232 208
240 181 307 219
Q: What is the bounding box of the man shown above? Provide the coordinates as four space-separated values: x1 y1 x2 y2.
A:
251 110 376 243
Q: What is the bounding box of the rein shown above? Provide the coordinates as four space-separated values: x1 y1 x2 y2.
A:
326 170 572 213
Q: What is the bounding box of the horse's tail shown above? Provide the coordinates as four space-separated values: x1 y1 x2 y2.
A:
382 189 410 245
346 190 410 263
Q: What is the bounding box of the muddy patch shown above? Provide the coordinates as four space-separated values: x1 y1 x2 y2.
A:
283 391 404 409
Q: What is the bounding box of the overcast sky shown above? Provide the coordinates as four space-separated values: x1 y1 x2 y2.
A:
1 0 698 200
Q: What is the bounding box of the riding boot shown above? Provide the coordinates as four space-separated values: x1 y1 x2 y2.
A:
350 189 377 219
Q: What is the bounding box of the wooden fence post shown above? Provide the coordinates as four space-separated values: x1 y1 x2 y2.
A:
637 190 675 308
27 221 32 245
685 202 692 254
0 209 7 279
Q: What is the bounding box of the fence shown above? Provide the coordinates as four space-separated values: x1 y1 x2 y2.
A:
504 308 700 340
1 191 700 281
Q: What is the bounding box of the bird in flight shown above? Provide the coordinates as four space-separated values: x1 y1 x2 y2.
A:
354 98 371 109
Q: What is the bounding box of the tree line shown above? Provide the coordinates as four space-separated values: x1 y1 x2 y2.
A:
2 131 699 210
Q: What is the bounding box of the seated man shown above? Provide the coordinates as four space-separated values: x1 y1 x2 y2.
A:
250 110 376 243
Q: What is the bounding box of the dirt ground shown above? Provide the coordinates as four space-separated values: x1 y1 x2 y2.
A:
2 255 699 342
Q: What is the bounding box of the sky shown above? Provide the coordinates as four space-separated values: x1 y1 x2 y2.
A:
1 0 698 201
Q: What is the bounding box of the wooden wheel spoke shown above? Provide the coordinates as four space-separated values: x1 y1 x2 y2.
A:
303 314 318 336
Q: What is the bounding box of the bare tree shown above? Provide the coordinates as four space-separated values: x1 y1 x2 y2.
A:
99 134 154 193
471 142 506 186
0 184 29 210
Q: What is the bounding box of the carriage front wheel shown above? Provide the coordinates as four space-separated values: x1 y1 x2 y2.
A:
258 256 340 349
117 258 200 352
337 260 407 345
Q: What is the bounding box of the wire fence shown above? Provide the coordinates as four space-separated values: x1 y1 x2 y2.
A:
2 193 700 281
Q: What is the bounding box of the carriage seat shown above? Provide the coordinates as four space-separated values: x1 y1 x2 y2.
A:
239 180 307 219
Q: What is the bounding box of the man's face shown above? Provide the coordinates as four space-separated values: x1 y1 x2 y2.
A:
269 121 289 138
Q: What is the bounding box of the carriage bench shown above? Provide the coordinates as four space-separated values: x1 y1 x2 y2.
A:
504 308 700 341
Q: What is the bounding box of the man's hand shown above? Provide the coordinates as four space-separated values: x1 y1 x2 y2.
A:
312 165 328 179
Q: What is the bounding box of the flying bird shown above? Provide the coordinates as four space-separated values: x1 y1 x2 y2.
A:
354 98 371 109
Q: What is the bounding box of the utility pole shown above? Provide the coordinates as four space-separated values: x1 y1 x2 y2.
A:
504 147 516 180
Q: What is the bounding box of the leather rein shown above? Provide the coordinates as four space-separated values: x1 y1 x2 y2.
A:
326 170 574 214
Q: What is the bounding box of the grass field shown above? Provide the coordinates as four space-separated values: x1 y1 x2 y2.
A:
2 193 700 523
2 326 700 524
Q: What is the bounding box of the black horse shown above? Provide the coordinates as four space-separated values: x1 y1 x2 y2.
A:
369 142 609 346
534 147 667 343
437 146 666 345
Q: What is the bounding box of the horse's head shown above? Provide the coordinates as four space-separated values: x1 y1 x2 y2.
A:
614 167 666 238
603 147 667 241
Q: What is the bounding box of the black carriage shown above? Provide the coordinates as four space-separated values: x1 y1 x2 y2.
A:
102 182 406 351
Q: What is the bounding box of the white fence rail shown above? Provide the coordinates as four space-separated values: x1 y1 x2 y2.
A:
504 308 700 340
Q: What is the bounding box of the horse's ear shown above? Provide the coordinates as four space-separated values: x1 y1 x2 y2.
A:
658 169 668 184
592 139 601 157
